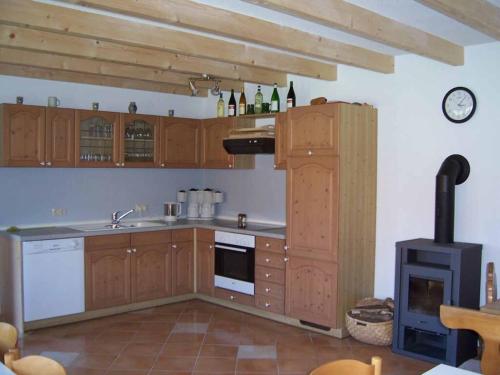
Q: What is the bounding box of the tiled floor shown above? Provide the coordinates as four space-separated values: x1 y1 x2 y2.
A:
19 300 434 375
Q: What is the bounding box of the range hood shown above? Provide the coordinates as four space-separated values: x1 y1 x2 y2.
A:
223 137 275 154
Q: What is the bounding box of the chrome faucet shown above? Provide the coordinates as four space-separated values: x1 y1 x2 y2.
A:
111 209 135 227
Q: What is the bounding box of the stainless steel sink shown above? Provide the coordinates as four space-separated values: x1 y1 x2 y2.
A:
70 221 166 232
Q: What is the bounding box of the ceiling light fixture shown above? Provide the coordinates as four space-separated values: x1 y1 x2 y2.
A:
188 74 221 97
188 79 198 97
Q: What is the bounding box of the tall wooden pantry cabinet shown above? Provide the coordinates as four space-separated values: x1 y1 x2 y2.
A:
285 103 377 334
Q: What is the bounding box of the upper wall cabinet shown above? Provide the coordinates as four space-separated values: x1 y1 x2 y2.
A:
0 104 46 167
120 113 160 168
75 110 120 168
160 117 201 168
201 117 254 169
0 104 75 167
287 105 339 157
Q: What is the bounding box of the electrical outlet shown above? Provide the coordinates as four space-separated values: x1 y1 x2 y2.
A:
51 208 66 217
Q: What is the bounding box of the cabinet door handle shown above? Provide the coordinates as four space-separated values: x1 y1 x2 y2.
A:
40 161 45 166
132 248 137 253
284 257 289 262
265 243 270 247
265 287 271 293
115 162 120 167
308 150 313 156
230 295 235 300
284 245 288 251
273 164 277 169
209 245 213 249
265 302 271 308
161 163 165 167
172 244 177 249
121 162 125 167
265 258 271 263
46 161 52 166
126 249 132 253
265 273 271 278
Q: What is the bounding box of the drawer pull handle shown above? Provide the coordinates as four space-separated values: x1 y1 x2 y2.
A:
126 249 132 253
132 248 137 253
265 302 271 307
230 295 235 300
284 257 289 262
265 273 271 278
265 258 271 263
265 287 271 293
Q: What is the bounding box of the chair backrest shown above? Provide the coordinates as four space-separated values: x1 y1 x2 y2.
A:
4 354 66 375
440 305 500 375
310 356 382 375
0 322 18 355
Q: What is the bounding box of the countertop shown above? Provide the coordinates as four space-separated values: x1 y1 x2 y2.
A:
0 218 286 241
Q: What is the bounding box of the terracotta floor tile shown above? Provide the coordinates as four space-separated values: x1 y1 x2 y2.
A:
107 370 150 375
110 354 157 370
168 332 206 344
278 357 317 373
200 344 239 358
80 340 128 355
71 353 116 369
162 342 202 357
66 367 103 375
149 371 191 375
132 331 170 343
194 357 236 372
205 332 241 345
97 330 137 342
237 359 278 372
153 356 197 371
139 322 175 333
121 342 164 356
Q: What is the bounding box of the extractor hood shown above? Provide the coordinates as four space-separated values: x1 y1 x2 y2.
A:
223 137 275 154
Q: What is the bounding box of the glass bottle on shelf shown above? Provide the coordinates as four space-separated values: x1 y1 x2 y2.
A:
255 85 263 114
271 83 280 113
287 81 296 108
239 87 246 116
217 93 225 117
228 89 236 117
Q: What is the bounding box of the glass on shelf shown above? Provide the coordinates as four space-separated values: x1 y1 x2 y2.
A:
123 119 155 163
79 116 114 163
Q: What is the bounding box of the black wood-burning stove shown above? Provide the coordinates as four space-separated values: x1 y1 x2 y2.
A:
392 155 482 366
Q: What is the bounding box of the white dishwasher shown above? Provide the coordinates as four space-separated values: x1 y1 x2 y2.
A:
23 238 85 322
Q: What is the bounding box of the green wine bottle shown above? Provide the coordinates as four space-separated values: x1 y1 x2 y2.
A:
271 83 280 113
217 93 224 117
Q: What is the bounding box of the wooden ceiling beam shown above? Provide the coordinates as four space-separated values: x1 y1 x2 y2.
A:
0 0 337 80
0 25 286 87
417 0 500 40
244 0 464 66
0 47 241 92
0 63 206 96
65 0 394 74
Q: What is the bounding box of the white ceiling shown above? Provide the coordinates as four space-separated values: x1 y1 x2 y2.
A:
195 0 499 55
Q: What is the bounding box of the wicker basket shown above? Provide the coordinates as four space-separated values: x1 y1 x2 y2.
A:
345 298 393 346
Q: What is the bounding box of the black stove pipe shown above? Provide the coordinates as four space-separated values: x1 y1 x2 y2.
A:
434 154 470 244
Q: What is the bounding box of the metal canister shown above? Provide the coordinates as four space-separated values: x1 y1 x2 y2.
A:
237 213 247 229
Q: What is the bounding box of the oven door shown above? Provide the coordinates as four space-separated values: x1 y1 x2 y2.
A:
214 242 255 295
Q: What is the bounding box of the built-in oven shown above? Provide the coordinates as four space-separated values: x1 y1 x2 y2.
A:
214 231 255 295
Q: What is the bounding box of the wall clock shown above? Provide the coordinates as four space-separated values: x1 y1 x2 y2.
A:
442 87 476 123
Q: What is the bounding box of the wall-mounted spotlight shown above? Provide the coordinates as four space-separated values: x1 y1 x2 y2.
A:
188 74 221 96
188 79 198 97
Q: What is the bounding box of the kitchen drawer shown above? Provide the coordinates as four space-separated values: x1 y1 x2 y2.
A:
215 287 255 307
256 250 285 270
256 236 285 254
131 230 171 246
172 228 194 243
255 294 284 315
197 228 214 243
255 266 285 285
85 234 130 251
255 279 285 300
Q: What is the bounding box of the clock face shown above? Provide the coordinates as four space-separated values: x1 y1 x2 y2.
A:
442 87 476 123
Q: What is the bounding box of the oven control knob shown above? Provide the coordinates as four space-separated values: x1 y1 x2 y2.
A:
265 258 270 263
265 302 271 308
265 288 271 293
265 273 271 278
230 295 235 301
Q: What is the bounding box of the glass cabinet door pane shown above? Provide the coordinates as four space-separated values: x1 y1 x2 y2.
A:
124 119 155 163
79 116 114 163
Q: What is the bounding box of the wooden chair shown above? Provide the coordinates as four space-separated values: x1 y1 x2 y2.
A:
4 354 66 375
440 305 500 375
0 322 19 363
310 356 382 375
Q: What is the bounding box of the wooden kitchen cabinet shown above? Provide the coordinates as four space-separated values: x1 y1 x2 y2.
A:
160 117 201 168
85 239 132 310
172 229 195 296
201 117 254 169
120 113 160 168
0 104 46 167
274 112 287 170
196 229 214 296
75 109 120 168
46 107 75 167
85 231 172 310
285 103 377 332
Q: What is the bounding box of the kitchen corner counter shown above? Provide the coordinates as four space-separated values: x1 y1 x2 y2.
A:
0 219 286 241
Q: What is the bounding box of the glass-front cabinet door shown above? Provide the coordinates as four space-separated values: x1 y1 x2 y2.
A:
75 110 120 167
120 114 159 168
